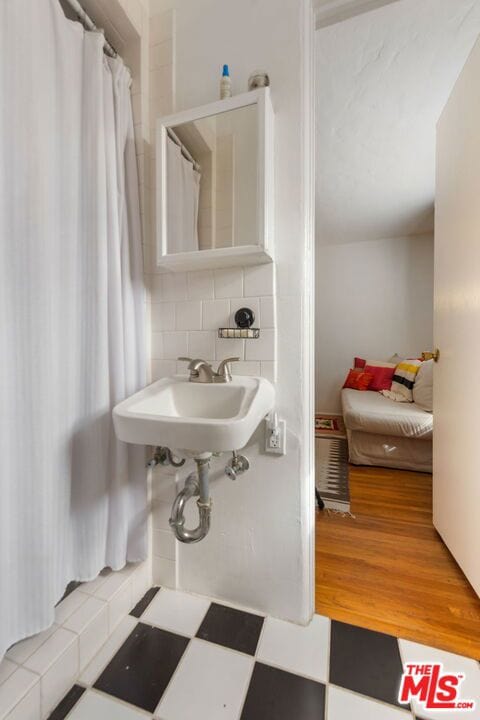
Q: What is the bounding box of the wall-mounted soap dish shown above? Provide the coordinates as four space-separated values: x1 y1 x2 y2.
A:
218 328 260 339
218 307 260 339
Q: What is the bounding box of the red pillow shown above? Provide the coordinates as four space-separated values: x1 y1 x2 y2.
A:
354 357 366 369
364 364 395 391
343 369 373 390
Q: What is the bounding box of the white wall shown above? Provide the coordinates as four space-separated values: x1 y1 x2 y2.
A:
315 234 434 413
148 0 315 624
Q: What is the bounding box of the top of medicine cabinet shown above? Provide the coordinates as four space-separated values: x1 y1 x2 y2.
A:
156 87 274 272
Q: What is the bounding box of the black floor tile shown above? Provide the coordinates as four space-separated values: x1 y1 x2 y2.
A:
196 603 264 656
48 685 85 720
94 622 189 712
130 586 160 618
329 621 405 707
240 663 325 720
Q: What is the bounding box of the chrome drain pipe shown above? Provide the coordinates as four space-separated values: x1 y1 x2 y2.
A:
169 457 212 543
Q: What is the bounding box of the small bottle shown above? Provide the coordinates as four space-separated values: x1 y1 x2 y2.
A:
220 64 232 99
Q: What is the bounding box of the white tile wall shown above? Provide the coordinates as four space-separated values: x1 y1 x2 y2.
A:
148 267 275 370
0 563 151 720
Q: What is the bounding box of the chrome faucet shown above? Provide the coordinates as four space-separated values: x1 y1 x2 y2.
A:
178 357 240 383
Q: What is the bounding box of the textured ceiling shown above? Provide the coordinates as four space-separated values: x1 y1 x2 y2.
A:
316 0 480 244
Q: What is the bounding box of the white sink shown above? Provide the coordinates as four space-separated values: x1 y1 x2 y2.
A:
113 375 275 454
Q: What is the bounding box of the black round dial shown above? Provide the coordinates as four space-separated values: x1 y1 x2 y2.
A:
234 307 255 328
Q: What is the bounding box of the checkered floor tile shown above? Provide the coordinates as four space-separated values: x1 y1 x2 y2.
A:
48 587 480 720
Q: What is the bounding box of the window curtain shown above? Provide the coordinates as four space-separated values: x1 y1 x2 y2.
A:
166 137 201 253
0 0 147 658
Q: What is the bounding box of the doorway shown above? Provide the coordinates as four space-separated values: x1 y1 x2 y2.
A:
314 0 480 660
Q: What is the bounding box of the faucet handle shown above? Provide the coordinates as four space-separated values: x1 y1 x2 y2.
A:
216 357 240 382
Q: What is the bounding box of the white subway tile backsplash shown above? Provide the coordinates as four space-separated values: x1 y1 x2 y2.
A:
152 557 176 589
245 329 276 362
233 361 261 377
215 337 245 361
260 296 275 328
151 359 176 380
187 331 216 360
175 301 202 330
187 271 214 300
230 297 260 329
163 331 188 359
244 264 274 297
151 302 175 332
202 300 230 330
153 529 176 561
151 332 164 359
160 273 187 302
152 501 173 532
214 268 243 299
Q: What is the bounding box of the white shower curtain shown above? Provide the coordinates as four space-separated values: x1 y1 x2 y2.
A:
166 137 201 253
0 0 147 659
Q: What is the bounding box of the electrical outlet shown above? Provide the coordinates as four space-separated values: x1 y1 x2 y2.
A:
265 417 286 455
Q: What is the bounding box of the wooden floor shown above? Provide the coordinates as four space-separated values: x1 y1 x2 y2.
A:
315 465 480 659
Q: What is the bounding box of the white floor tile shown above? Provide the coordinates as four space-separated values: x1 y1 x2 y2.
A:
155 639 254 720
68 690 148 720
327 685 412 720
142 588 210 637
256 614 330 683
398 639 480 720
79 615 138 686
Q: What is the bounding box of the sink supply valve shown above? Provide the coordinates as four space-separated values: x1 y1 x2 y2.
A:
146 446 185 469
225 451 250 480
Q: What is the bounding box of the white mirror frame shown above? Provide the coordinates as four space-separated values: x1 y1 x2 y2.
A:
156 87 274 272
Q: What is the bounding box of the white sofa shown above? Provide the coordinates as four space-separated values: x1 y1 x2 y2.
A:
341 388 433 472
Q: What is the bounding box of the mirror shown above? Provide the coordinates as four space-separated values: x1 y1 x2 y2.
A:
165 105 258 254
157 88 274 271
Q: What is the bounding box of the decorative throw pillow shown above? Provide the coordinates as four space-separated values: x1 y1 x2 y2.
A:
413 359 433 412
343 369 373 391
354 357 366 369
388 353 403 365
381 360 422 402
364 364 396 392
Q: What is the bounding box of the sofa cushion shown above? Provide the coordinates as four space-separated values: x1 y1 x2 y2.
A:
341 388 433 439
413 359 433 412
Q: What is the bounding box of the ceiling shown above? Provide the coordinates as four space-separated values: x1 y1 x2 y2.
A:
316 0 480 245
314 0 401 29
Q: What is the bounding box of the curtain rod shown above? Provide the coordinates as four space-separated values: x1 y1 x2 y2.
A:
167 127 201 172
62 0 118 58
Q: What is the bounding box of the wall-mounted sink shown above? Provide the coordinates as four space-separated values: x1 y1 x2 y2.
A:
113 375 275 454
